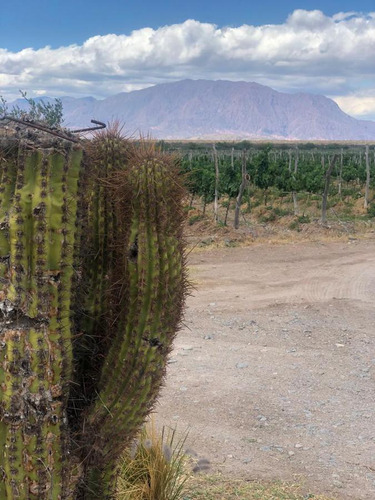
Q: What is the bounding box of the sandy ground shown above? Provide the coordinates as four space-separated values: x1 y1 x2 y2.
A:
157 238 375 500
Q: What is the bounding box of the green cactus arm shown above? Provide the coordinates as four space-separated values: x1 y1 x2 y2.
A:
79 150 187 497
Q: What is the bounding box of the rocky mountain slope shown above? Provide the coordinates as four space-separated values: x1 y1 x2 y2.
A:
8 80 375 140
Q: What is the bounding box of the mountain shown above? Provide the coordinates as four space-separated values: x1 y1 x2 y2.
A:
7 80 375 140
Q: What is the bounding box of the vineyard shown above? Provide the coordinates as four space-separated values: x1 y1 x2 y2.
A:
161 141 375 236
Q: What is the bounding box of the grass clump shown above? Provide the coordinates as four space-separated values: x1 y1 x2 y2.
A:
288 220 301 231
117 421 188 500
184 474 337 500
297 214 311 224
258 210 277 223
189 214 204 225
274 207 292 217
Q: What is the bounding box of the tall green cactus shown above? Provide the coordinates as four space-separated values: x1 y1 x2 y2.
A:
0 130 187 499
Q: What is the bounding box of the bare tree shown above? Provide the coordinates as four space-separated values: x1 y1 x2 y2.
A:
338 148 343 199
322 154 338 223
234 150 249 229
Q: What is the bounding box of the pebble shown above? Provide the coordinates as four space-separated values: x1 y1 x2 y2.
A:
243 458 252 463
295 443 303 449
204 335 213 340
192 458 211 473
236 362 249 369
332 421 344 428
288 451 295 456
185 448 198 458
183 346 193 351
167 359 177 364
333 480 344 488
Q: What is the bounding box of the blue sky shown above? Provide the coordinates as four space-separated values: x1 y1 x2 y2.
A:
1 0 374 50
1 1 375 119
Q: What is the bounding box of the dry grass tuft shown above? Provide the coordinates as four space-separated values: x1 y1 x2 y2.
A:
116 420 188 500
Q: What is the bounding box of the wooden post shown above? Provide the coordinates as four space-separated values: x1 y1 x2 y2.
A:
234 150 249 229
364 145 370 209
322 154 338 223
293 148 299 215
189 192 195 208
213 144 219 223
224 200 230 225
338 148 343 199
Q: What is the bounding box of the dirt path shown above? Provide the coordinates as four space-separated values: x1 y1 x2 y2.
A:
157 238 375 500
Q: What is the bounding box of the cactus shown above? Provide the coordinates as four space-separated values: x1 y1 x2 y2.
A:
0 140 83 498
0 130 187 499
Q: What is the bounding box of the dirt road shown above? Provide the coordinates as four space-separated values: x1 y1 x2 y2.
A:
157 238 375 500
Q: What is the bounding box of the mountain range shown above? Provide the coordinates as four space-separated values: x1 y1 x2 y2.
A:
7 79 375 140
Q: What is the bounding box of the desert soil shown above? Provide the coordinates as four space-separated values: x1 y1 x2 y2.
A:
157 237 375 500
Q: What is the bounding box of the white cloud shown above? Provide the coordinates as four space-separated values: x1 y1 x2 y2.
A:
1 10 375 118
332 91 375 119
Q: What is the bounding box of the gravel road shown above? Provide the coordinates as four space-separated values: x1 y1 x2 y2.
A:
157 238 375 500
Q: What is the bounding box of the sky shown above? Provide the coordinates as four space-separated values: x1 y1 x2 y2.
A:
1 1 375 119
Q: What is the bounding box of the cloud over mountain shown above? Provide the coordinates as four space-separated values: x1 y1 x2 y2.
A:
1 10 375 118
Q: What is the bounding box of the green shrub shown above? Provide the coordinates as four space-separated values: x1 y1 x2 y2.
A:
367 204 375 218
288 220 301 231
342 188 357 198
189 214 204 225
258 211 277 223
297 214 310 224
274 207 292 217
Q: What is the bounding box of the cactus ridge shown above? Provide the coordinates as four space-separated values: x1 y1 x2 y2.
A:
0 141 83 499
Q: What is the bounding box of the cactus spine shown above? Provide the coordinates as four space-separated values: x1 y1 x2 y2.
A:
0 131 187 499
